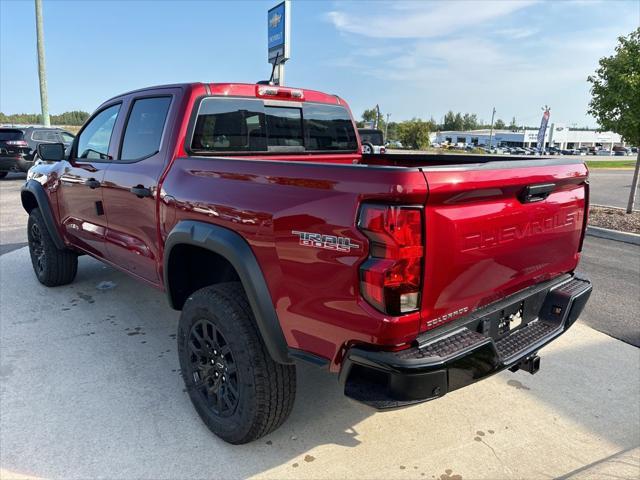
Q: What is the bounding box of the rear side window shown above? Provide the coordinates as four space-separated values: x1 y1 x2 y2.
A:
32 130 59 142
191 98 357 154
120 96 172 160
0 129 24 141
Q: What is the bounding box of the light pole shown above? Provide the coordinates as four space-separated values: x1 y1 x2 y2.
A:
487 107 496 150
34 0 50 126
385 113 391 141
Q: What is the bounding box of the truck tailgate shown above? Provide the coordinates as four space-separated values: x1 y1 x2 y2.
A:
420 160 588 332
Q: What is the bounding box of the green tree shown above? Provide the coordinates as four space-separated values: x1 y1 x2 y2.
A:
0 110 89 126
509 116 518 129
397 118 432 150
462 113 478 130
361 107 384 131
587 28 640 212
494 118 506 129
442 110 456 130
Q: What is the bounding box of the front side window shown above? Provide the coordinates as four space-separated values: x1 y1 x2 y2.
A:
191 98 357 154
76 104 120 160
120 96 172 160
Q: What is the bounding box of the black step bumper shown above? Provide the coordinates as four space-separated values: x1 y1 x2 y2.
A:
339 274 592 410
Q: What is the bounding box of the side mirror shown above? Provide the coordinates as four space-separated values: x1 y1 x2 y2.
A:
37 142 66 161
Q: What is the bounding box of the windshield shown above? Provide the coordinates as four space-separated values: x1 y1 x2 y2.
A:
0 129 24 141
191 98 358 153
358 130 384 146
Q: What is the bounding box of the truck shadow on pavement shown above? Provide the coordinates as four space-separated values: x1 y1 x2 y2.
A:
1 251 638 479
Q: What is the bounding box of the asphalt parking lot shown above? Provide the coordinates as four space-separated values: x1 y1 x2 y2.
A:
589 168 640 209
1 171 639 479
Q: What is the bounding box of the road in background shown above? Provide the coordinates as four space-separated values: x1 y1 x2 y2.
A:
589 169 639 209
579 236 640 346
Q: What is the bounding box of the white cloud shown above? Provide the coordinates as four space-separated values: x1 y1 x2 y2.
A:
327 0 538 39
496 28 538 39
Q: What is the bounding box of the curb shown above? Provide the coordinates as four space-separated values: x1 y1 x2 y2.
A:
586 226 640 245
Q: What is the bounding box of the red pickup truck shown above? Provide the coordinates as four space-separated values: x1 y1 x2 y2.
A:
22 82 592 444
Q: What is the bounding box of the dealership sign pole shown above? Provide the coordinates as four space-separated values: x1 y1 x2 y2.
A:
268 1 290 86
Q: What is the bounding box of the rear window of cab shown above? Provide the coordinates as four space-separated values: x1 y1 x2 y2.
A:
190 98 358 154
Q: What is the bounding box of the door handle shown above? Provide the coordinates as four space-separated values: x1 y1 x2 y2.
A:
85 178 101 189
519 183 556 203
130 185 152 198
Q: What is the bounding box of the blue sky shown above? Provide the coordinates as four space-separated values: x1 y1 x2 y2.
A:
1 0 638 126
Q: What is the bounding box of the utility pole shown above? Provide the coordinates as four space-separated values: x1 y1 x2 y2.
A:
384 113 391 141
375 104 381 130
487 107 496 150
35 0 50 126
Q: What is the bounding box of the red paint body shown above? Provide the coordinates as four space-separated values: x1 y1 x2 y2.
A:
29 83 589 372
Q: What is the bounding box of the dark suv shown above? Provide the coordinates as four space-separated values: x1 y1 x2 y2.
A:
0 126 75 178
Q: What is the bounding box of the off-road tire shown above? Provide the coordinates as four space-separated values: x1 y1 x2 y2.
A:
178 283 296 444
27 209 77 286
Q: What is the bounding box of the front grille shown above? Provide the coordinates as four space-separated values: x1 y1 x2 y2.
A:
495 321 557 360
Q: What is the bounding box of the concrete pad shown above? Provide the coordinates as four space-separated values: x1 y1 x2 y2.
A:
1 248 639 480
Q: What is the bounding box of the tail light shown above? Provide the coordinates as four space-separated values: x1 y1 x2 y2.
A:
6 140 28 147
358 204 423 315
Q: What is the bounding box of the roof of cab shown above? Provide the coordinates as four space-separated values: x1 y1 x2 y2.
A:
101 82 345 107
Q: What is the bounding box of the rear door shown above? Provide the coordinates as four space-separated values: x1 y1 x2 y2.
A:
420 160 588 332
101 90 175 285
57 103 122 257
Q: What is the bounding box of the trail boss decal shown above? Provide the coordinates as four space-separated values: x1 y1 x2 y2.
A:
292 231 360 253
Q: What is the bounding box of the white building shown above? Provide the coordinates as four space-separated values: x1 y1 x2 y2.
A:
433 124 625 150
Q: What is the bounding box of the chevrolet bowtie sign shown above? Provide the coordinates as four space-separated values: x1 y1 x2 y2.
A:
268 1 290 65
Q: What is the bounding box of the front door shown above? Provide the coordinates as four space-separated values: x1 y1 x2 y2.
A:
57 103 121 258
101 93 174 285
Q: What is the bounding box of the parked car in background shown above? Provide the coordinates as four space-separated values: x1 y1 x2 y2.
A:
0 126 75 178
547 147 562 156
358 128 386 154
595 149 611 156
386 140 403 148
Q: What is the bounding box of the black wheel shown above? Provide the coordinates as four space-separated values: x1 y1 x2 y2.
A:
362 141 374 154
178 283 296 444
0 172 8 179
27 209 78 287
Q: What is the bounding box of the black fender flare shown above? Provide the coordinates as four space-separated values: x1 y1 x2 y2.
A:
21 180 65 250
164 221 293 365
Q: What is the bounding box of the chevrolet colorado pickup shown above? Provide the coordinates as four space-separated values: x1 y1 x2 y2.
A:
22 82 592 444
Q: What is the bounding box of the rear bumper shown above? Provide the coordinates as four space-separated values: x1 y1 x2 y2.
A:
339 274 592 410
0 155 30 172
